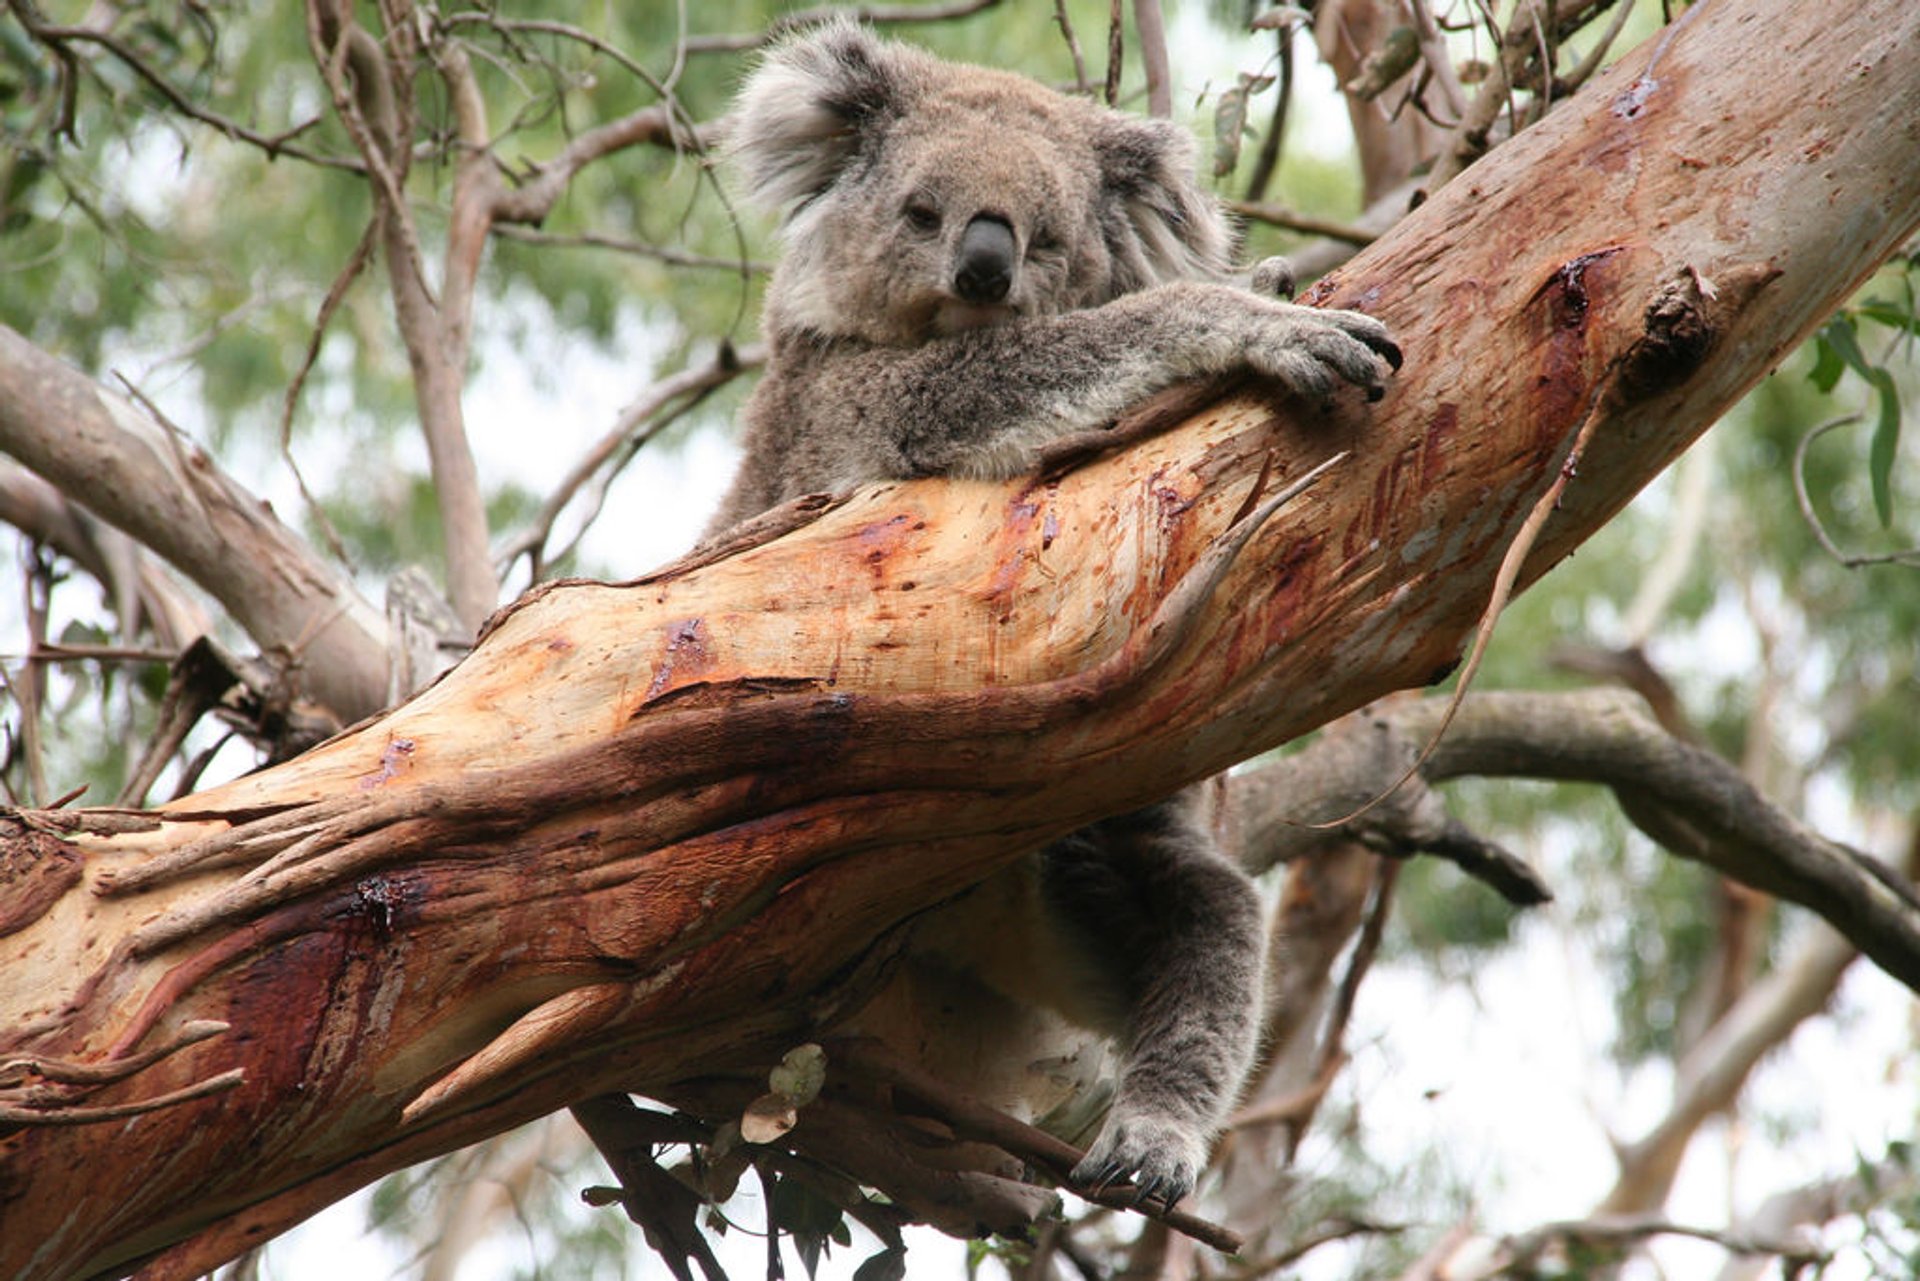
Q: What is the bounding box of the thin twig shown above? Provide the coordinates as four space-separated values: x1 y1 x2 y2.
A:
10 545 51 805
1308 364 1619 829
833 1038 1246 1254
1054 0 1090 95
1556 0 1638 97
12 642 178 666
1405 0 1470 122
1792 415 1920 568
1280 856 1397 1165
1496 1212 1827 1270
1233 1215 1405 1279
1242 25 1293 203
1103 0 1123 108
490 225 770 274
1131 0 1171 118
675 0 1004 54
1227 200 1376 245
496 343 766 579
279 218 378 572
6 2 362 170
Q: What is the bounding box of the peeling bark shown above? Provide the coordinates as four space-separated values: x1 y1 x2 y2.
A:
4 2 1920 1276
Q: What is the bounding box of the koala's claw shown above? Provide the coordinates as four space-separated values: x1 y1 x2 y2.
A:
1070 1117 1203 1212
1368 331 1405 372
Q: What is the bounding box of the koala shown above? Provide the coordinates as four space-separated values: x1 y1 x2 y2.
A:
707 21 1398 1209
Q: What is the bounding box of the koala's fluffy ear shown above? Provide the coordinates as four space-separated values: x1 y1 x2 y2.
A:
1094 115 1236 291
725 19 918 216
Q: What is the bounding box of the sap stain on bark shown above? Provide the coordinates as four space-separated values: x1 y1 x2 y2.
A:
1533 247 1627 443
360 735 416 791
643 618 715 704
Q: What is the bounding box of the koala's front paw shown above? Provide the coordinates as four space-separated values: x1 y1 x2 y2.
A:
1249 304 1403 407
1070 1110 1208 1211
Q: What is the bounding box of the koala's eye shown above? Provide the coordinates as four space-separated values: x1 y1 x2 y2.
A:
1030 227 1061 254
903 201 942 233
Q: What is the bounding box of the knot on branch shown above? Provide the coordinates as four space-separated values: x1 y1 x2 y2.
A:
1619 263 1776 400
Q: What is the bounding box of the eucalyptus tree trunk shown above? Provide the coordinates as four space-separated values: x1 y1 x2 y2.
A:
4 2 1920 1276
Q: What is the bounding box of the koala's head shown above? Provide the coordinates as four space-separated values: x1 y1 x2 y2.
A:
726 20 1234 346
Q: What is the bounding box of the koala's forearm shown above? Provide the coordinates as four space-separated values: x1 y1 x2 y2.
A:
817 282 1395 482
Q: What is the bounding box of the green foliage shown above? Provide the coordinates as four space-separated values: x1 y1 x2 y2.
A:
1812 309 1908 527
1393 855 1522 959
0 0 760 457
767 1171 853 1280
1600 849 1719 1065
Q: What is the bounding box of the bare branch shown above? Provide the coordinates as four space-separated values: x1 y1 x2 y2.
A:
0 327 391 720
1280 177 1421 282
1555 0 1639 98
1602 920 1856 1214
1315 0 1446 205
488 224 770 273
1378 690 1920 993
1241 19 1295 203
676 0 1005 54
488 105 716 226
1429 1211 1828 1278
1793 415 1920 567
0 459 210 649
1715 1150 1920 1281
1235 1215 1405 1279
4 1 362 170
1053 0 1091 95
1405 0 1469 121
496 343 766 581
1131 0 1172 118
1227 199 1378 246
302 1 500 634
1423 0 1549 193
834 1038 1245 1253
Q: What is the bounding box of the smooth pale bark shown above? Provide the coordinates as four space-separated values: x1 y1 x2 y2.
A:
4 3 1920 1276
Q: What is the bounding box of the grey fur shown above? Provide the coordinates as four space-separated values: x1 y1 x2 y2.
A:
708 21 1397 1208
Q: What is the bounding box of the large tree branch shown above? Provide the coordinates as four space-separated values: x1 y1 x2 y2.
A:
1387 692 1920 989
309 0 501 635
0 328 391 721
0 459 211 651
4 2 1920 1276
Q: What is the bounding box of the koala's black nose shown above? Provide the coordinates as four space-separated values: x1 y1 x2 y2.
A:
954 216 1015 305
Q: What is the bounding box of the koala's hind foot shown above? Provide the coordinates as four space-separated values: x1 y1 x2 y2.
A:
1072 1103 1210 1212
1043 798 1265 1210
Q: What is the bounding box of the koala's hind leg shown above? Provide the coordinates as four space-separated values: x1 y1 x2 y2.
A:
1041 794 1264 1208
